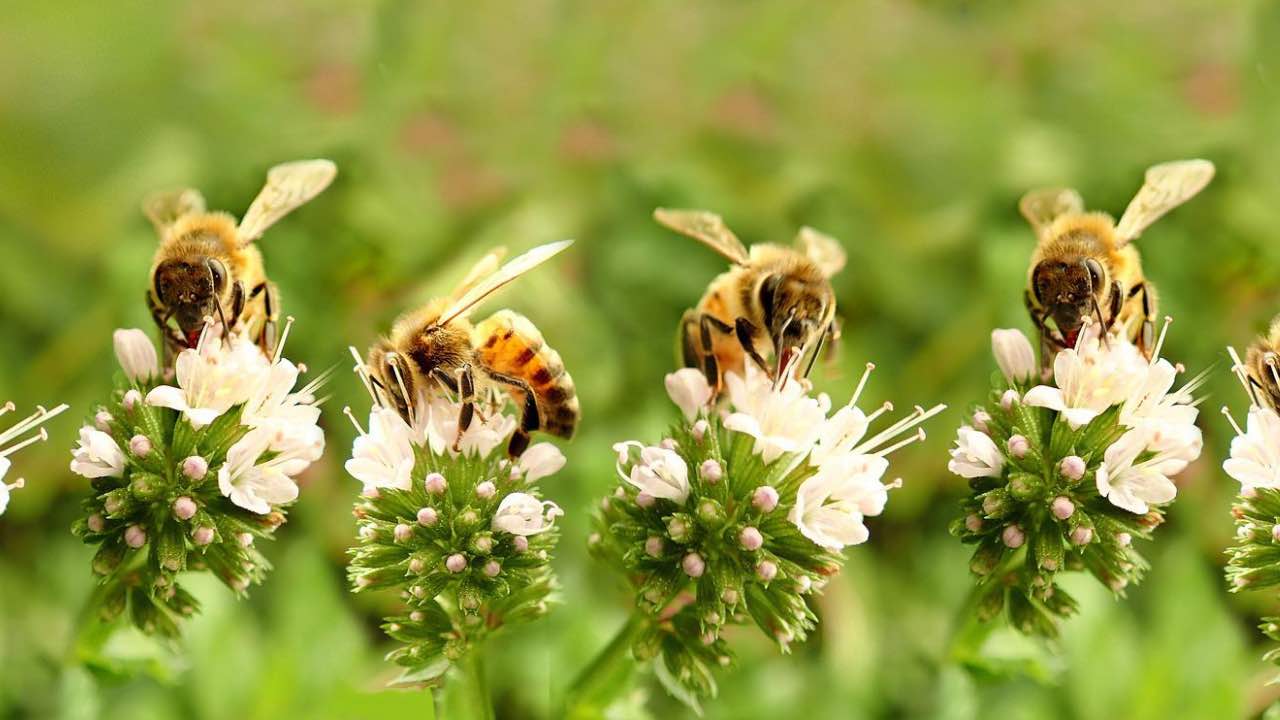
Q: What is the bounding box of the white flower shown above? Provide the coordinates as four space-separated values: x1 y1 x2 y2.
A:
1224 406 1280 491
145 333 270 428
492 492 563 535
218 427 304 514
789 454 891 550
346 408 415 492
113 328 159 382
665 368 712 422
421 394 517 457
947 425 1005 478
0 458 14 515
723 363 826 464
991 329 1036 385
241 358 321 437
1023 330 1147 429
808 405 871 467
69 426 126 479
620 445 690 504
519 442 566 483
1096 426 1183 514
1118 358 1198 430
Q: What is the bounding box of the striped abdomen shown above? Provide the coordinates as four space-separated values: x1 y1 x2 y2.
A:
473 310 579 439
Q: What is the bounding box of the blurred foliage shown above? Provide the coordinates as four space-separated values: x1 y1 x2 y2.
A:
0 0 1278 717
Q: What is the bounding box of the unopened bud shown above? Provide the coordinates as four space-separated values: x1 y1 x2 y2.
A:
1060 455 1086 481
445 553 467 573
1001 524 1025 549
394 523 413 543
424 473 447 494
122 389 142 412
1070 526 1093 546
645 536 664 557
1051 496 1075 520
237 532 254 547
739 526 764 551
972 410 991 433
182 456 208 480
692 420 709 442
87 513 106 533
1006 434 1029 459
513 536 529 553
1000 389 1020 410
417 507 438 526
193 526 215 546
964 514 983 532
129 435 152 458
475 481 496 499
700 459 723 484
1116 532 1132 547
483 560 501 578
755 560 778 582
752 486 780 513
682 552 705 578
94 411 113 431
125 524 148 548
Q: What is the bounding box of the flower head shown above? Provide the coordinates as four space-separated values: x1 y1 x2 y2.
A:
991 329 1036 385
218 427 304 515
617 442 690 504
70 426 125 479
665 368 712 422
345 407 415 493
1224 406 1280 492
789 454 891 550
948 425 1005 479
145 332 270 428
1095 426 1186 515
113 328 159 382
1023 328 1147 429
723 363 826 463
519 443 566 483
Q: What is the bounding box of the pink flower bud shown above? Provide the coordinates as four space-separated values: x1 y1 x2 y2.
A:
1070 526 1093 546
410 611 425 622
1116 532 1132 547
1109 576 1129 592
408 557 426 574
755 560 778 582
1006 434 1029 459
237 532 254 547
394 523 413 542
1041 558 1059 572
682 552 705 578
645 536 664 557
183 456 208 480
692 420 709 442
972 410 991 434
483 560 501 578
129 435 152 457
1060 455 1086 481
87 513 106 533
474 535 493 553
417 507 438 526
660 438 678 451
513 536 529 553
122 389 142 412
1001 524 1025 549
446 553 467 573
964 514 983 532
1272 525 1280 543
700 459 723 484
982 495 1003 515
94 411 113 431
721 588 740 605
701 632 716 645
667 518 688 541
424 473 447 494
125 524 148 548
739 526 764 551
1051 496 1075 520
231 577 249 593
1244 487 1259 499
475 481 496 499
752 485 779 513
362 486 380 498
193 526 215 546
635 492 655 508
1000 389 1020 411
796 575 812 593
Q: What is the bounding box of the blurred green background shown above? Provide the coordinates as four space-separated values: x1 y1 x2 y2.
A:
1 1 1278 718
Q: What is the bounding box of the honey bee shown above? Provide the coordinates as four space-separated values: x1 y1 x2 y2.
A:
1242 317 1280 410
1019 159 1214 364
366 240 578 457
653 208 846 391
144 159 337 358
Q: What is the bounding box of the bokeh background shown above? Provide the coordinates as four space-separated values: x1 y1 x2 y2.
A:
1 1 1278 718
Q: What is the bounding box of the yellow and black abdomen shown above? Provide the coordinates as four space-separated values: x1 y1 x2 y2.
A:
474 310 579 439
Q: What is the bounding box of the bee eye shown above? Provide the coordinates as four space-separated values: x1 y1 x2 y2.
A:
207 259 227 291
758 275 782 328
1083 258 1104 289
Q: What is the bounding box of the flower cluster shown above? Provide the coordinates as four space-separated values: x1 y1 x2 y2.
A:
70 323 325 637
1224 345 1280 668
0 402 69 516
345 348 565 687
589 363 943 708
948 323 1203 638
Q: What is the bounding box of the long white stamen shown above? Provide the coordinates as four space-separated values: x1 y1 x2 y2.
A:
1265 353 1280 391
0 428 48 458
272 316 295 364
1076 316 1093 351
348 346 383 406
1149 316 1173 363
342 406 367 436
873 428 926 458
849 363 875 408
197 315 216 351
865 401 893 424
297 366 335 399
7 477 24 490
853 403 947 455
387 354 414 415
1227 346 1262 408
0 401 14 418
1222 406 1244 437
884 477 904 491
0 404 67 448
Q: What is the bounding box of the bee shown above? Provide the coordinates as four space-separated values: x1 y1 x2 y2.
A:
1019 159 1214 364
366 240 577 457
144 159 337 358
653 208 846 391
1242 317 1280 410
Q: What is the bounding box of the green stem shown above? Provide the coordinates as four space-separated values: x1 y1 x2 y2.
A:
562 614 645 720
947 584 999 665
437 651 494 720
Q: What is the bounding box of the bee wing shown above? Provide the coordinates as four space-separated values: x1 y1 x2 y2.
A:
236 159 337 245
794 226 846 276
653 208 750 265
143 189 206 234
436 240 573 325
449 246 509 300
1114 159 1214 245
1018 188 1084 236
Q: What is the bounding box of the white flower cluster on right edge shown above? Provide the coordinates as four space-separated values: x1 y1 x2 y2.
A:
591 362 944 710
948 322 1204 638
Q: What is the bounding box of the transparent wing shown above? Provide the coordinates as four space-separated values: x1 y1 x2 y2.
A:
437 240 573 325
1018 188 1084 235
236 159 337 244
794 226 846 277
449 246 508 301
653 208 750 265
142 189 206 234
1115 159 1215 244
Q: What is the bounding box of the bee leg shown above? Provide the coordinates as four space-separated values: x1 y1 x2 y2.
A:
489 371 541 457
1128 282 1155 356
679 310 701 370
247 282 278 355
146 290 184 364
698 313 736 391
227 281 246 333
734 318 771 373
803 320 833 379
